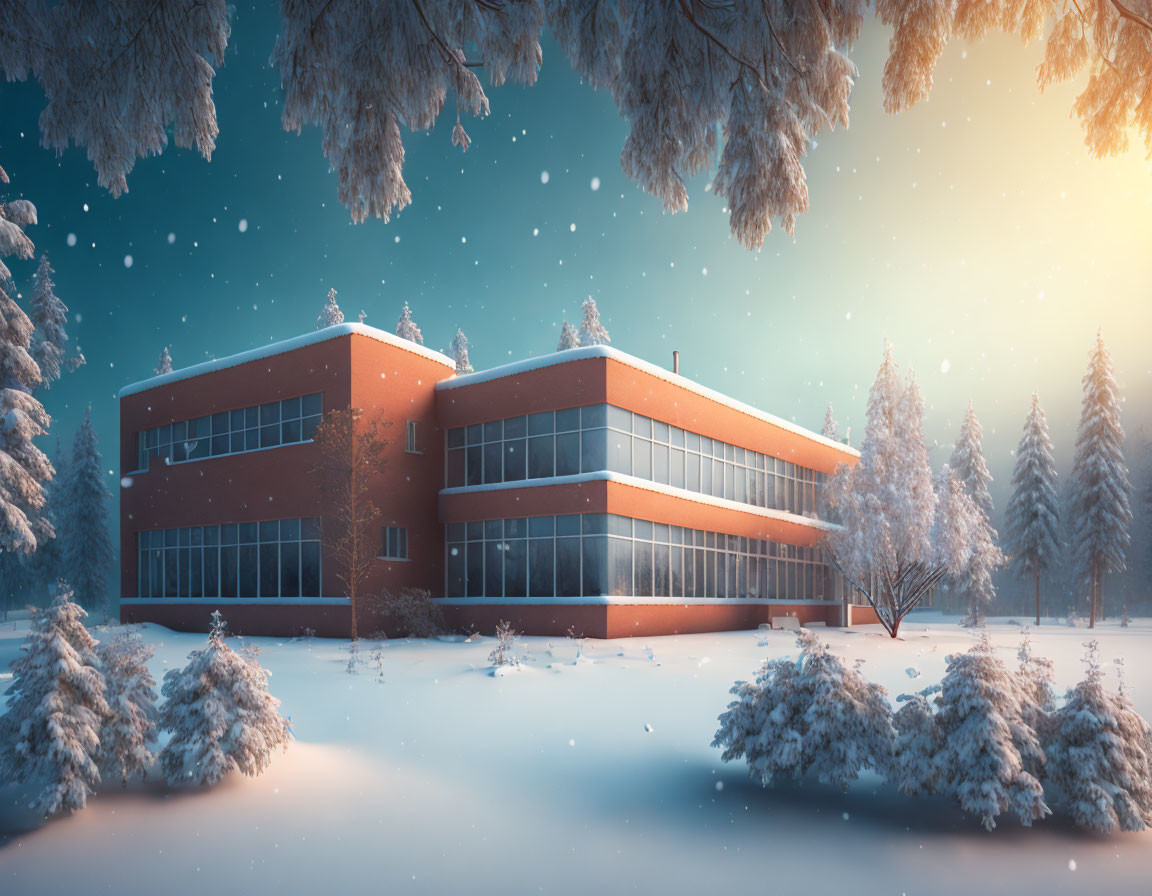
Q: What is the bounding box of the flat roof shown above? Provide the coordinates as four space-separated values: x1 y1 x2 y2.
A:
118 323 456 398
438 346 859 459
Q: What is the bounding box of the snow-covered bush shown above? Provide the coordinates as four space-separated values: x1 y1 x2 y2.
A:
1015 629 1056 750
379 586 445 639
315 287 343 329
712 629 894 791
1043 641 1152 833
0 583 109 816
97 629 158 787
489 619 522 668
577 297 610 346
158 611 291 787
891 690 939 797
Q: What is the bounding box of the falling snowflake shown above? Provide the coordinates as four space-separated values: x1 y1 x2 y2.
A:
940 359 951 374
238 219 248 233
123 255 134 268
66 233 77 247
590 177 601 191
540 171 550 184
167 232 176 244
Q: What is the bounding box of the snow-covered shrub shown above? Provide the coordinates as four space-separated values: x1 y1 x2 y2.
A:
1016 629 1056 752
0 583 109 816
97 630 158 787
158 611 291 787
891 690 939 797
712 630 894 791
489 619 521 668
1043 641 1152 833
381 586 445 638
921 633 1049 830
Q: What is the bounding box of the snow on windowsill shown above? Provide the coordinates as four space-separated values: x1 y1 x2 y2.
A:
436 345 859 460
439 471 840 532
119 597 350 606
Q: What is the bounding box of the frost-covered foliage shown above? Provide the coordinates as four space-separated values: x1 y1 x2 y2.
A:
910 633 1050 830
1016 629 1056 769
931 465 982 578
556 320 580 351
713 630 894 790
450 328 473 375
1071 330 1131 624
62 408 114 617
379 586 445 639
395 301 424 345
489 619 521 668
1043 641 1152 833
97 630 158 788
28 253 84 389
0 583 108 816
154 346 173 376
821 404 839 441
949 403 1004 623
825 344 968 637
1006 393 1061 622
315 287 344 330
159 611 291 787
577 297 609 347
892 689 940 797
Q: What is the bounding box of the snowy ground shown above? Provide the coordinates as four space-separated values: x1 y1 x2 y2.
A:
2 611 1151 894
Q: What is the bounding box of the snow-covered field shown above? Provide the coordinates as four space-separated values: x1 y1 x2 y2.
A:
2 612 1151 894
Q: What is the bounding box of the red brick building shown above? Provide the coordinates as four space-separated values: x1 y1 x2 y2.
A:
119 324 875 638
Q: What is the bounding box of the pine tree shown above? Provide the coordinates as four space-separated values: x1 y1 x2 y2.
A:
1044 641 1152 832
395 302 424 345
450 328 473 374
97 630 159 787
931 465 981 578
1015 629 1056 772
155 346 173 375
159 611 292 786
949 403 1004 624
713 629 894 790
28 253 84 390
821 403 839 441
1071 330 1132 627
61 408 114 619
315 287 344 329
556 320 580 351
577 297 610 346
1006 394 1061 625
0 583 109 816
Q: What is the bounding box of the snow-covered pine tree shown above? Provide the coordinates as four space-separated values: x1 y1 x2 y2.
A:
159 611 291 786
577 297 610 346
821 403 839 441
61 408 114 618
0 583 109 816
1044 641 1152 833
949 403 1004 624
28 252 84 389
892 688 940 797
154 346 173 375
556 320 580 351
315 287 344 329
450 328 473 374
931 465 980 580
1071 330 1132 627
1015 629 1056 773
395 302 424 345
926 633 1049 830
97 630 158 787
1006 394 1061 625
713 629 894 790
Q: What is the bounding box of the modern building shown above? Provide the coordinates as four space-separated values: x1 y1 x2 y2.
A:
119 324 877 638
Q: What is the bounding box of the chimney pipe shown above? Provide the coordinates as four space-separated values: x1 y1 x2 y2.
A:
672 350 680 375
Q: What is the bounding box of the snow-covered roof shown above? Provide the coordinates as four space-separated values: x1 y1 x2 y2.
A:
437 346 859 459
118 323 456 398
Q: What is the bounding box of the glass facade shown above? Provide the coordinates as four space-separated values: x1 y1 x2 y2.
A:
444 404 824 517
136 518 323 599
444 513 835 600
136 392 323 470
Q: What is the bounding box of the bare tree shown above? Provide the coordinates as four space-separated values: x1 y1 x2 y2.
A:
310 408 390 641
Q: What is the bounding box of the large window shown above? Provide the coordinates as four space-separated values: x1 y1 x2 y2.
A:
136 518 323 599
136 393 323 471
443 514 837 600
444 405 825 517
381 526 409 560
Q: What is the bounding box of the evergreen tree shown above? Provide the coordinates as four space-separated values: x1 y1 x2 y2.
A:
159 611 292 786
1005 394 1061 625
28 253 84 390
62 408 114 619
1071 330 1132 627
821 403 839 441
556 320 580 351
395 301 424 345
1044 641 1152 832
0 583 109 816
713 629 894 790
1015 629 1056 773
154 346 173 375
450 327 473 374
315 287 344 329
949 403 1004 624
577 296 610 346
97 630 159 787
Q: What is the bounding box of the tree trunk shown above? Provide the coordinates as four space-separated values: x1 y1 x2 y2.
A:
1034 570 1040 626
1089 560 1097 629
350 580 359 641
889 618 901 638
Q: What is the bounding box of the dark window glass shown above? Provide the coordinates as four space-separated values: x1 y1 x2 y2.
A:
692 549 706 598
527 412 553 436
556 537 581 597
188 548 203 597
246 429 260 451
203 549 219 598
164 551 178 597
485 520 503 540
239 545 258 596
581 405 607 429
466 521 484 541
280 518 301 541
556 515 580 536
484 541 504 596
280 543 301 597
446 544 466 596
634 540 653 596
260 521 280 542
302 416 321 440
555 432 580 476
447 427 466 449
608 538 632 596
260 402 280 425
466 542 484 597
504 539 527 597
466 445 483 486
528 436 554 479
302 517 322 540
260 544 279 597
211 434 229 456
301 542 321 596
446 448 466 487
221 523 238 545
261 424 281 448
580 429 607 473
483 442 503 484
230 432 246 453
282 419 302 443
555 408 580 432
581 513 608 535
505 518 527 538
150 551 164 598
212 412 229 434
504 439 526 481
302 393 322 417
281 397 301 420
529 516 553 537
504 416 526 439
179 527 191 547
245 407 259 428
581 535 606 596
446 522 466 542
483 420 503 442
529 538 554 596
230 409 246 429
220 546 238 597
466 423 483 445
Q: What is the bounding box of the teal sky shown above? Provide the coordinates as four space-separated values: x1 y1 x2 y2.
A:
1 7 1150 522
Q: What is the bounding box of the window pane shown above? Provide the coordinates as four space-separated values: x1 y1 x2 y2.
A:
556 515 580 536
654 544 670 597
527 412 553 435
653 443 669 483
555 408 580 432
529 538 554 597
581 534 607 596
581 405 607 429
580 429 607 473
466 445 483 486
280 543 300 597
302 517 322 540
302 416 321 440
447 447 466 487
669 448 685 489
556 537 581 597
466 542 484 597
301 542 321 596
260 544 279 597
282 419 302 444
281 397 301 420
260 521 279 542
447 427 466 449
504 415 526 439
503 439 526 481
528 436 554 479
634 540 653 596
261 424 281 448
670 546 683 598
529 516 554 537
608 538 632 596
633 415 652 437
260 402 280 425
302 393 322 417
606 429 631 474
555 432 580 476
606 405 632 432
164 551 178 597
504 539 527 597
220 547 238 597
484 420 503 442
188 548 203 597
150 551 164 598
653 421 670 443
634 437 651 480
483 442 503 484
446 544 466 596
239 545 258 596
245 407 260 428
203 549 219 598
466 423 483 445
